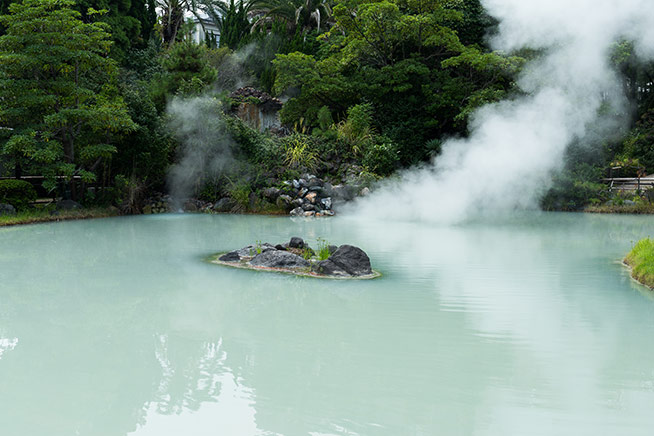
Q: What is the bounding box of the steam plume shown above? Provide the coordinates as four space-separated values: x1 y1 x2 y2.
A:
351 0 654 223
167 96 235 202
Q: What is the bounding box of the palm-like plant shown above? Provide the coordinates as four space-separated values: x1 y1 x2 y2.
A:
200 0 258 49
251 0 333 36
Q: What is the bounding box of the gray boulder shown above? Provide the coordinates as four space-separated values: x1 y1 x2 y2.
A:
263 187 280 200
290 207 304 216
313 245 372 277
250 250 309 269
218 251 241 262
276 194 293 210
332 185 356 202
0 203 16 216
213 198 235 212
289 237 304 248
320 197 332 209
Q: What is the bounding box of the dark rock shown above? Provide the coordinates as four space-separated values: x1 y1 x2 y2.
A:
276 194 293 210
56 199 82 210
263 187 280 200
320 197 332 209
307 177 323 187
219 251 241 262
301 202 315 211
327 245 338 255
275 244 287 251
315 245 372 277
213 198 235 212
312 259 349 276
250 250 310 269
298 178 309 188
305 191 317 204
290 207 304 216
322 182 334 197
289 237 305 248
291 198 304 208
183 201 198 212
248 192 259 209
332 185 355 202
0 203 16 216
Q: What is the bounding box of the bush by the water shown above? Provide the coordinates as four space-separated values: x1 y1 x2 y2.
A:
0 180 37 210
625 238 654 288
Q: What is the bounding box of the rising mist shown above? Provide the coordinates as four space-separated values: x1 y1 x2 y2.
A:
350 0 654 223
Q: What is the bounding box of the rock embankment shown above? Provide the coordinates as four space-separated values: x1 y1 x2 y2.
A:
214 237 377 279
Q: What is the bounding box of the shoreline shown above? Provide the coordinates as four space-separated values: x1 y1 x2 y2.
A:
622 260 653 290
0 207 119 227
624 238 654 290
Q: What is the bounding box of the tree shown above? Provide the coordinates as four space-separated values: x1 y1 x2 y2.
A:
0 0 136 199
76 0 157 63
274 0 522 164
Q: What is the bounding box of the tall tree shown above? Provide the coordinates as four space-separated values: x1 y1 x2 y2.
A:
76 0 157 63
0 0 135 198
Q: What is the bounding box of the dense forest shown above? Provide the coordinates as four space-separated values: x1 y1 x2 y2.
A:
0 0 653 214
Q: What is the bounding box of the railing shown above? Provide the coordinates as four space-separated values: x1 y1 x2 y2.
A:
603 177 654 192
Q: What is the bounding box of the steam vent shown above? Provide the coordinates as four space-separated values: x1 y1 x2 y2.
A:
211 237 379 279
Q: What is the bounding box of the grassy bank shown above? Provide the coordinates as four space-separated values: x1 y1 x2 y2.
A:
624 238 654 289
0 207 119 227
584 203 654 214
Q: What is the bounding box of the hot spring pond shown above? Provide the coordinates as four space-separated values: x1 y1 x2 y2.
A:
1 212 654 436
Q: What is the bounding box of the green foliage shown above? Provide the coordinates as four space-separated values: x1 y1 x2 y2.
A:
0 0 136 199
273 0 522 165
112 73 174 189
75 0 157 63
283 134 319 171
619 110 654 171
317 106 333 131
0 179 37 210
625 238 654 288
155 40 217 105
361 137 399 176
541 164 609 211
227 180 251 209
316 237 330 260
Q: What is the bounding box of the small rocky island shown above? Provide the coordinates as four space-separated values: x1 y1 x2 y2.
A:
211 237 379 279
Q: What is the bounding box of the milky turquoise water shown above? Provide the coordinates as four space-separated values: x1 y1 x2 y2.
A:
1 212 654 436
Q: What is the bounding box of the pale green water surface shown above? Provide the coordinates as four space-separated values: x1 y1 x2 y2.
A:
1 212 654 436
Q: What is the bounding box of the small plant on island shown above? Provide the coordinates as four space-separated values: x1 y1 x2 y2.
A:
316 237 331 261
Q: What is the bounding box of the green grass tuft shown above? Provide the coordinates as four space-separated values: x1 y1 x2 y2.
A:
625 238 654 288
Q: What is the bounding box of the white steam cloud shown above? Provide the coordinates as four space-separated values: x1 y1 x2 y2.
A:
351 0 654 223
167 96 235 202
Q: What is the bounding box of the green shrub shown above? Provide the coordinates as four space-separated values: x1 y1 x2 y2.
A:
0 180 37 210
362 138 399 176
227 181 251 210
283 134 319 171
316 237 330 261
317 106 333 131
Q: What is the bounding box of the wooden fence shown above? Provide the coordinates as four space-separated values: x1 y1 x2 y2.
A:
603 177 654 192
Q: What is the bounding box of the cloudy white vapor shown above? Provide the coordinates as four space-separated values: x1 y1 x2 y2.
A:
350 0 654 223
